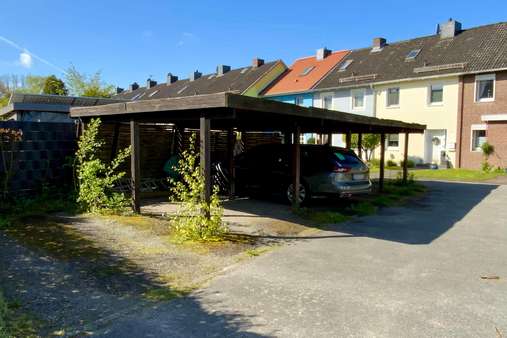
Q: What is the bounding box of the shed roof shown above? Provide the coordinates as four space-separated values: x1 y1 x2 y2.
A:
70 92 425 134
0 93 125 117
316 21 507 90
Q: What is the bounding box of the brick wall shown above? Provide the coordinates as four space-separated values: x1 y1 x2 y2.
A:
0 121 77 194
457 71 507 169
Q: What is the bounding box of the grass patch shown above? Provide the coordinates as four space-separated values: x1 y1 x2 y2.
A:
412 169 505 182
245 247 271 257
295 208 350 225
142 287 189 302
347 202 377 216
0 292 40 338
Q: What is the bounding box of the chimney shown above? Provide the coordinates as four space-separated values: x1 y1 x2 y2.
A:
129 82 139 91
216 65 231 76
316 48 331 60
189 70 202 81
372 37 387 49
167 73 178 85
116 87 124 94
252 58 264 68
437 18 462 38
146 78 157 89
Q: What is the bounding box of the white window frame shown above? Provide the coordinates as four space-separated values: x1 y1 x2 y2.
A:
428 84 444 106
386 87 400 108
321 93 334 110
387 133 400 150
351 88 365 111
470 124 487 152
474 73 495 103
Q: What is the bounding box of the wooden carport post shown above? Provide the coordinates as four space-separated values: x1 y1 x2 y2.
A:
200 116 211 218
292 125 301 208
227 128 236 199
357 133 363 159
130 120 141 213
345 132 352 149
379 133 386 192
402 132 409 184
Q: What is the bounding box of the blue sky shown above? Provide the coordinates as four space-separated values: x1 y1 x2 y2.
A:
0 0 505 88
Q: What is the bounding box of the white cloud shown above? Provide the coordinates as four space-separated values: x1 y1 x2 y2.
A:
19 52 32 68
0 36 66 74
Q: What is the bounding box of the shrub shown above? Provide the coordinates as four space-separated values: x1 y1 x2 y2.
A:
387 160 398 167
306 137 316 144
169 133 226 242
0 292 7 338
400 159 416 168
481 142 495 173
75 118 131 213
368 159 380 168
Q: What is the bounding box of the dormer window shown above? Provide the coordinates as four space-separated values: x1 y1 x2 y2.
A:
405 49 421 61
300 66 315 76
338 60 353 72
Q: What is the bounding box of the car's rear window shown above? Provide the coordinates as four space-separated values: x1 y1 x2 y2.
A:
333 151 362 166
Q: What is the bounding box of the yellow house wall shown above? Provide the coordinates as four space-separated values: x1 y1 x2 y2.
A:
242 62 287 97
374 76 459 166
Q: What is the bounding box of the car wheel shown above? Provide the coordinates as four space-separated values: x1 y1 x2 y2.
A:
286 182 310 205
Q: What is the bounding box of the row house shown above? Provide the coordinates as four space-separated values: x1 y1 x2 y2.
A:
263 19 507 170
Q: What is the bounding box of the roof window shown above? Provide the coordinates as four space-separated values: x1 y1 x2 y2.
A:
405 49 421 61
338 59 353 72
300 66 315 76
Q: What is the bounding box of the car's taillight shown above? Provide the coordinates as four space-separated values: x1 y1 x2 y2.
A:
333 166 351 173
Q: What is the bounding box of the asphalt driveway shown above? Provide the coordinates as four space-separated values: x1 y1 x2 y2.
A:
101 181 507 337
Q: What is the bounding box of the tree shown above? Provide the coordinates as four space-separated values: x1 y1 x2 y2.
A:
65 66 115 98
42 75 68 95
0 74 48 95
349 134 381 160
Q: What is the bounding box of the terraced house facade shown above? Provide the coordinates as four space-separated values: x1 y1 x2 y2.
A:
264 19 507 169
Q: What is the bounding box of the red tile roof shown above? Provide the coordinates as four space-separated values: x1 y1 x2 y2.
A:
263 50 349 96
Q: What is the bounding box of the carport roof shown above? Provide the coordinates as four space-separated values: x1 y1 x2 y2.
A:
70 92 425 134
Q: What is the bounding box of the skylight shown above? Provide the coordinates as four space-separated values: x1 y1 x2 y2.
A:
406 49 421 60
240 67 249 74
300 66 315 76
148 90 159 97
338 59 353 72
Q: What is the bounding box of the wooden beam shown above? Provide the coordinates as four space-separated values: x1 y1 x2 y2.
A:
402 132 409 184
292 126 301 208
200 117 211 218
227 128 236 199
345 132 352 148
130 120 141 213
110 122 120 162
379 133 386 192
357 133 363 159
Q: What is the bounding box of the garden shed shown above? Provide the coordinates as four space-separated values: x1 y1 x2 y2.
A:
70 92 426 212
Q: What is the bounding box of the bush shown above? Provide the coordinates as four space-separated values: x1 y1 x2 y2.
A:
481 142 495 173
306 137 316 144
368 159 380 168
75 118 131 213
386 160 398 167
169 133 226 242
400 159 416 168
0 292 7 338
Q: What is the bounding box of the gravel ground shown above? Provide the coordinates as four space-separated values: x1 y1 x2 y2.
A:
0 212 277 336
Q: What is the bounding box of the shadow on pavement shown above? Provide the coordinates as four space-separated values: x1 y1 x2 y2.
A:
223 181 499 245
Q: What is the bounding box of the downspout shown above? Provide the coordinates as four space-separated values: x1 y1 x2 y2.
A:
456 75 465 168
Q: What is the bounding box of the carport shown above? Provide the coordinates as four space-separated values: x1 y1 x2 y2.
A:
70 93 425 213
